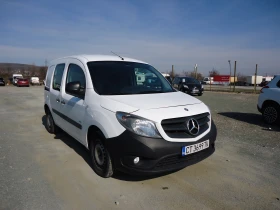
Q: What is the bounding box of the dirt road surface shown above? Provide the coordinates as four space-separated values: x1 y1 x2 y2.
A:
0 86 279 210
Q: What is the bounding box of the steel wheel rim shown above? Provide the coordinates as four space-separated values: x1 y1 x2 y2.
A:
263 107 277 123
94 143 105 166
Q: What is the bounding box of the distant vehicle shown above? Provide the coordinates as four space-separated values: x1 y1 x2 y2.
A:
30 77 40 85
0 78 5 86
257 75 280 124
246 76 263 86
233 81 247 86
172 76 204 96
12 74 23 85
17 78 30 87
262 76 274 82
259 80 269 87
202 77 213 85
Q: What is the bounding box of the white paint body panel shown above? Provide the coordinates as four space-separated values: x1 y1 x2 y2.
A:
258 75 280 108
44 54 213 149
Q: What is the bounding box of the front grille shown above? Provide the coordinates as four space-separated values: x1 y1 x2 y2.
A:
161 112 210 138
155 146 213 169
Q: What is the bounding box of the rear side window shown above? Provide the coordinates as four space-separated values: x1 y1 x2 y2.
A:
46 65 55 87
53 64 65 91
66 64 86 97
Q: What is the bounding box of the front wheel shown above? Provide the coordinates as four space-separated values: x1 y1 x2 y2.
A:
198 93 203 96
262 103 279 124
89 135 113 178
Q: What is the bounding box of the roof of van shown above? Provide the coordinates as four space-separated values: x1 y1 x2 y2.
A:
50 54 148 65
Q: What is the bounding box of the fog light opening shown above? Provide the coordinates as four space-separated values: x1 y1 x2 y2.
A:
134 157 140 164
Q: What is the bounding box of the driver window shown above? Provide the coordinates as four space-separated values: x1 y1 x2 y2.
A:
66 64 86 98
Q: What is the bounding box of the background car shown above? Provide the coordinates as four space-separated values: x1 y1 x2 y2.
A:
17 78 30 87
0 77 5 86
172 76 204 96
30 76 40 85
257 75 280 124
259 80 269 87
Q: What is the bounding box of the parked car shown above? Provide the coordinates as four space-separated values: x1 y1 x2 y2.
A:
259 80 269 87
44 55 217 178
172 76 204 96
257 75 280 124
30 77 40 85
0 78 5 86
17 78 30 87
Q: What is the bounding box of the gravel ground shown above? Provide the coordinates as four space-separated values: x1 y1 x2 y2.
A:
0 86 279 210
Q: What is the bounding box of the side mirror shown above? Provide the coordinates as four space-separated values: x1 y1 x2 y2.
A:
66 81 81 95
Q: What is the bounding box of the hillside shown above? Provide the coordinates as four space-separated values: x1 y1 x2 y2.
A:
0 63 47 81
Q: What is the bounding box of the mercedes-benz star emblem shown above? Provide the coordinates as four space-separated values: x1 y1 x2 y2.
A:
186 118 200 136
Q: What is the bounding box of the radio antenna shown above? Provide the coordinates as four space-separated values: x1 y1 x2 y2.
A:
111 51 124 60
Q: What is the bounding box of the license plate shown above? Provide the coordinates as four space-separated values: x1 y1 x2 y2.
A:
182 140 209 156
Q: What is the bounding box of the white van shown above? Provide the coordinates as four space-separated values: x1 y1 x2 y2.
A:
44 55 217 178
12 74 23 85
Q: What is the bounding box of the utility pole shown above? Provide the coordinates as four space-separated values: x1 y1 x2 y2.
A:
172 65 174 80
195 64 198 79
228 60 232 91
233 61 237 92
254 64 258 93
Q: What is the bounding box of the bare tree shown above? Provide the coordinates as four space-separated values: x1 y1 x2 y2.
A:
209 68 220 77
237 73 246 82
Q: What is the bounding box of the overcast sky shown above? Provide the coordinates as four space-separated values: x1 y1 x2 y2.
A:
0 0 279 76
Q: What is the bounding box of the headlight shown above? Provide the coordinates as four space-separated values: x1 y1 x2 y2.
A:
183 85 189 88
201 85 204 89
116 112 161 138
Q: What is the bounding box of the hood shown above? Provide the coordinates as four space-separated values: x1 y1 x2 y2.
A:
100 92 202 113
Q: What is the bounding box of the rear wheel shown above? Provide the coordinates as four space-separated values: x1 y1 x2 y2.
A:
89 134 113 178
45 110 59 134
262 103 279 124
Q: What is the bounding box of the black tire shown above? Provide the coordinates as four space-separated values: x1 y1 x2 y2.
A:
45 110 59 134
89 134 113 178
198 93 203 96
262 103 280 124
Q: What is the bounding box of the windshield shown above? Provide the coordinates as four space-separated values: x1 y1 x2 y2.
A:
183 77 200 84
87 61 174 95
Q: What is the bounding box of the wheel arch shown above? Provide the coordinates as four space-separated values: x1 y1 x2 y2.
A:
262 100 280 111
44 104 50 114
86 125 106 149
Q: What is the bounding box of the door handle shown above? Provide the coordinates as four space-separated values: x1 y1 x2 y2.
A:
61 100 66 105
56 98 60 102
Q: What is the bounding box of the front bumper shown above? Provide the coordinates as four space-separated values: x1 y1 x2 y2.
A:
183 87 203 95
105 120 217 175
